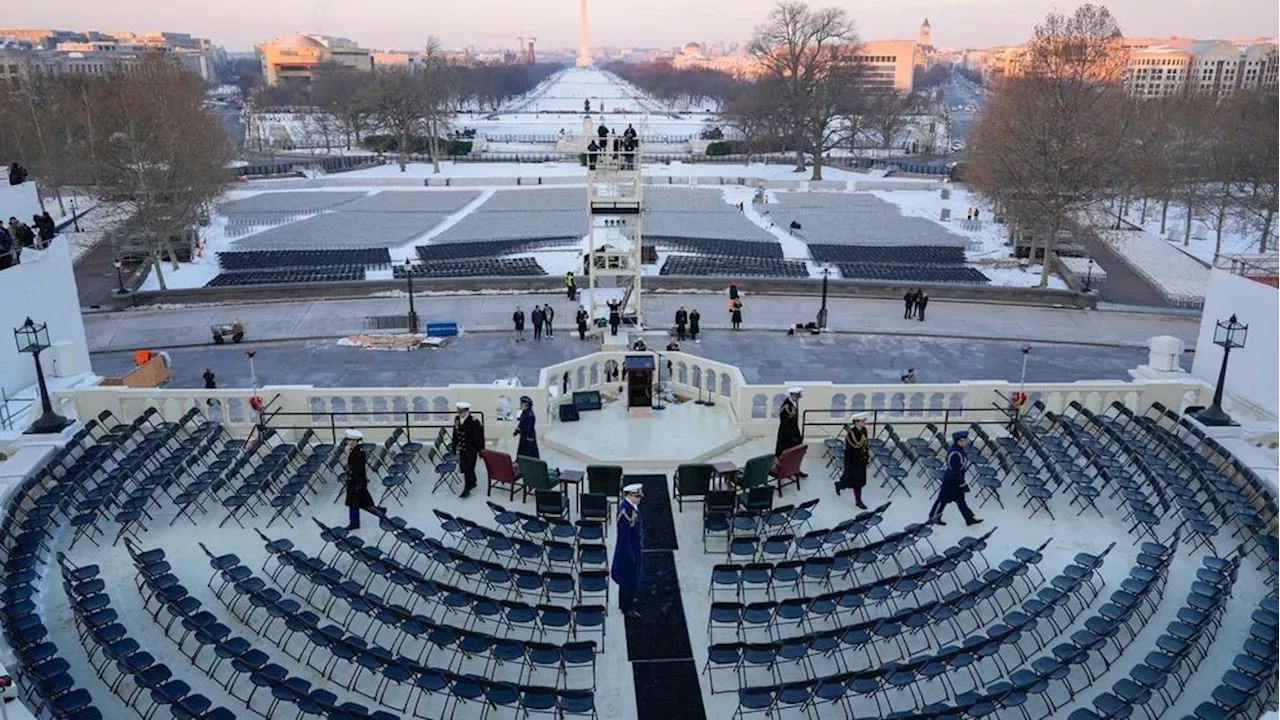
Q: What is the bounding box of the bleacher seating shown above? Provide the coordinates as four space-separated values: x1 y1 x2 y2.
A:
810 244 967 266
646 237 784 260
205 266 367 287
394 257 546 279
661 255 809 278
835 262 991 284
415 238 574 262
217 249 392 272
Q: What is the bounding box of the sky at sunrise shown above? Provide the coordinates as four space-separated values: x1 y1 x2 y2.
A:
5 0 1277 52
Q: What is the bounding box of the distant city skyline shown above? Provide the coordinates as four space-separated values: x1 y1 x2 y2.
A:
6 0 1277 52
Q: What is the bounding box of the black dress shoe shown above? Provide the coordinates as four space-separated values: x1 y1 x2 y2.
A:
833 482 843 496
459 490 471 499
346 525 360 531
856 502 868 510
966 518 984 526
798 472 810 478
931 518 947 526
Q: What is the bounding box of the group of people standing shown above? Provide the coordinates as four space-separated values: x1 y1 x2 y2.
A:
512 304 557 341
903 289 930 321
673 306 701 342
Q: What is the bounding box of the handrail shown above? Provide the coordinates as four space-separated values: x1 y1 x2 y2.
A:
801 404 1020 440
261 409 487 445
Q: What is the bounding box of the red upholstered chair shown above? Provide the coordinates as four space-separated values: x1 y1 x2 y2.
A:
481 449 522 499
770 444 808 495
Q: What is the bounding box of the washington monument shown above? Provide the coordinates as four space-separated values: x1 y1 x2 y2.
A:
577 0 592 67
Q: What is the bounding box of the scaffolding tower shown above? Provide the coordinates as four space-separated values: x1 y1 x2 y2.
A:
584 132 644 334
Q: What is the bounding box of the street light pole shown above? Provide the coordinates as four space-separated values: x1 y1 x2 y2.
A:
405 260 419 334
1084 257 1094 293
1194 315 1248 426
69 197 81 232
113 259 126 294
817 267 830 330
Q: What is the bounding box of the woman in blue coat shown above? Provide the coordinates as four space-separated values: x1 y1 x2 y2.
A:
611 483 645 618
513 395 540 458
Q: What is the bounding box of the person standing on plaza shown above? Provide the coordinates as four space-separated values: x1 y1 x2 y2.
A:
835 413 870 509
730 298 743 330
689 308 701 342
927 430 983 526
903 290 916 319
531 305 545 340
917 292 930 322
543 304 555 338
576 305 589 340
607 300 622 336
202 369 217 389
565 271 577 300
775 387 804 459
674 306 688 341
513 395 540 458
343 429 384 530
452 402 485 498
512 307 525 342
611 483 645 619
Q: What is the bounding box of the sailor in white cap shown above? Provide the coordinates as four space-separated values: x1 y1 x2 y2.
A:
611 483 645 619
451 401 485 498
342 429 383 529
775 387 808 478
836 413 871 509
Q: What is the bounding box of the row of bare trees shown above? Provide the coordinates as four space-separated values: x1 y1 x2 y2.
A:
0 55 231 288
603 61 751 110
967 3 1278 285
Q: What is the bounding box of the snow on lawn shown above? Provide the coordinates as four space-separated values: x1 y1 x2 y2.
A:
1118 202 1276 265
868 185 1007 258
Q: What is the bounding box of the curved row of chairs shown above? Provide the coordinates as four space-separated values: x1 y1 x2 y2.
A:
730 541 1163 720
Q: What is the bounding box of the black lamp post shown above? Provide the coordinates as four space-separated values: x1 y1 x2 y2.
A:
404 260 419 334
69 197 81 232
14 317 72 434
1194 314 1248 427
113 258 126 294
1083 257 1094 293
817 267 830 330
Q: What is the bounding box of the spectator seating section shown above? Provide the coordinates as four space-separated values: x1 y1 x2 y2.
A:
661 255 808 278
394 257 547 279
834 262 990 284
206 266 367 287
218 249 392 272
646 237 784 260
416 238 575 263
810 244 967 266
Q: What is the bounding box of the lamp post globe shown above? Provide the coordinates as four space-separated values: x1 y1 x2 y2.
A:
1194 314 1248 427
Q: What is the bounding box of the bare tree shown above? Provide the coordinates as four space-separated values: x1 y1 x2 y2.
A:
366 40 455 173
747 0 865 180
311 62 374 149
1233 92 1279 252
966 3 1132 287
417 40 457 175
83 56 232 288
863 90 917 151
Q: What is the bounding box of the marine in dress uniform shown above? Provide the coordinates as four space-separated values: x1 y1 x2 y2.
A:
835 413 870 509
513 395 540 459
775 387 804 454
576 306 589 340
452 402 485 498
928 430 983 526
611 483 645 618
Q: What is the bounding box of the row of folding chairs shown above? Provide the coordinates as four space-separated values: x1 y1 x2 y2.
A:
1068 544 1244 720
721 514 930 571
200 545 600 699
165 427 282 527
60 552 236 719
729 540 1148 720
434 508 604 556
702 493 826 553
1182 594 1278 720
127 538 412 719
264 532 609 654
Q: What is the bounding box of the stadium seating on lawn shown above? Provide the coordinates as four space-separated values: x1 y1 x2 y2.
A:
206 266 366 287
217 249 392 272
661 255 809 278
835 263 990 284
394 257 547 279
810 244 967 266
415 238 574 262
647 237 784 260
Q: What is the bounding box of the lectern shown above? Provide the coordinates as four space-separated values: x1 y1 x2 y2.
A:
624 355 655 408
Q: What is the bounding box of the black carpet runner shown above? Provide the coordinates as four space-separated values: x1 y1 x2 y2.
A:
623 474 707 720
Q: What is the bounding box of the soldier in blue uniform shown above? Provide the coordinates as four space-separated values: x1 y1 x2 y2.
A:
611 483 645 619
927 430 984 526
513 395 540 458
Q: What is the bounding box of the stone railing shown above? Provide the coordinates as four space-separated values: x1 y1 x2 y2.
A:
57 353 1208 449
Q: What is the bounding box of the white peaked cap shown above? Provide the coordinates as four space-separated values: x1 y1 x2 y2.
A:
788 387 803 395
456 401 471 410
851 412 869 421
345 429 363 440
623 483 645 496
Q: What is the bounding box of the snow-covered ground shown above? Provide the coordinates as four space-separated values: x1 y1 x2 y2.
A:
137 162 1070 291
1116 201 1277 265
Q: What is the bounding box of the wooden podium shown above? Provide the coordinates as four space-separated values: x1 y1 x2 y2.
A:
624 355 655 409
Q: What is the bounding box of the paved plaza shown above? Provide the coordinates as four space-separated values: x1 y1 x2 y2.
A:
86 293 1199 355
91 328 1162 389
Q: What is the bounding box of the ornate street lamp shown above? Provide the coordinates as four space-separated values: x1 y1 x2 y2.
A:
817 267 830 330
113 258 127 294
13 317 71 434
1194 315 1248 427
404 259 419 334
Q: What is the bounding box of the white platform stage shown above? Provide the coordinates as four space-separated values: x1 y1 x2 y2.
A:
543 398 743 468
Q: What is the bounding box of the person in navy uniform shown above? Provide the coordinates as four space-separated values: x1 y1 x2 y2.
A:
343 429 383 530
928 430 984 526
513 395 539 458
576 306 589 340
452 402 485 498
835 413 870 509
611 483 645 619
775 387 809 478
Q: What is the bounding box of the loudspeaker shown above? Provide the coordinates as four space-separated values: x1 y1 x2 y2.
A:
558 404 581 422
